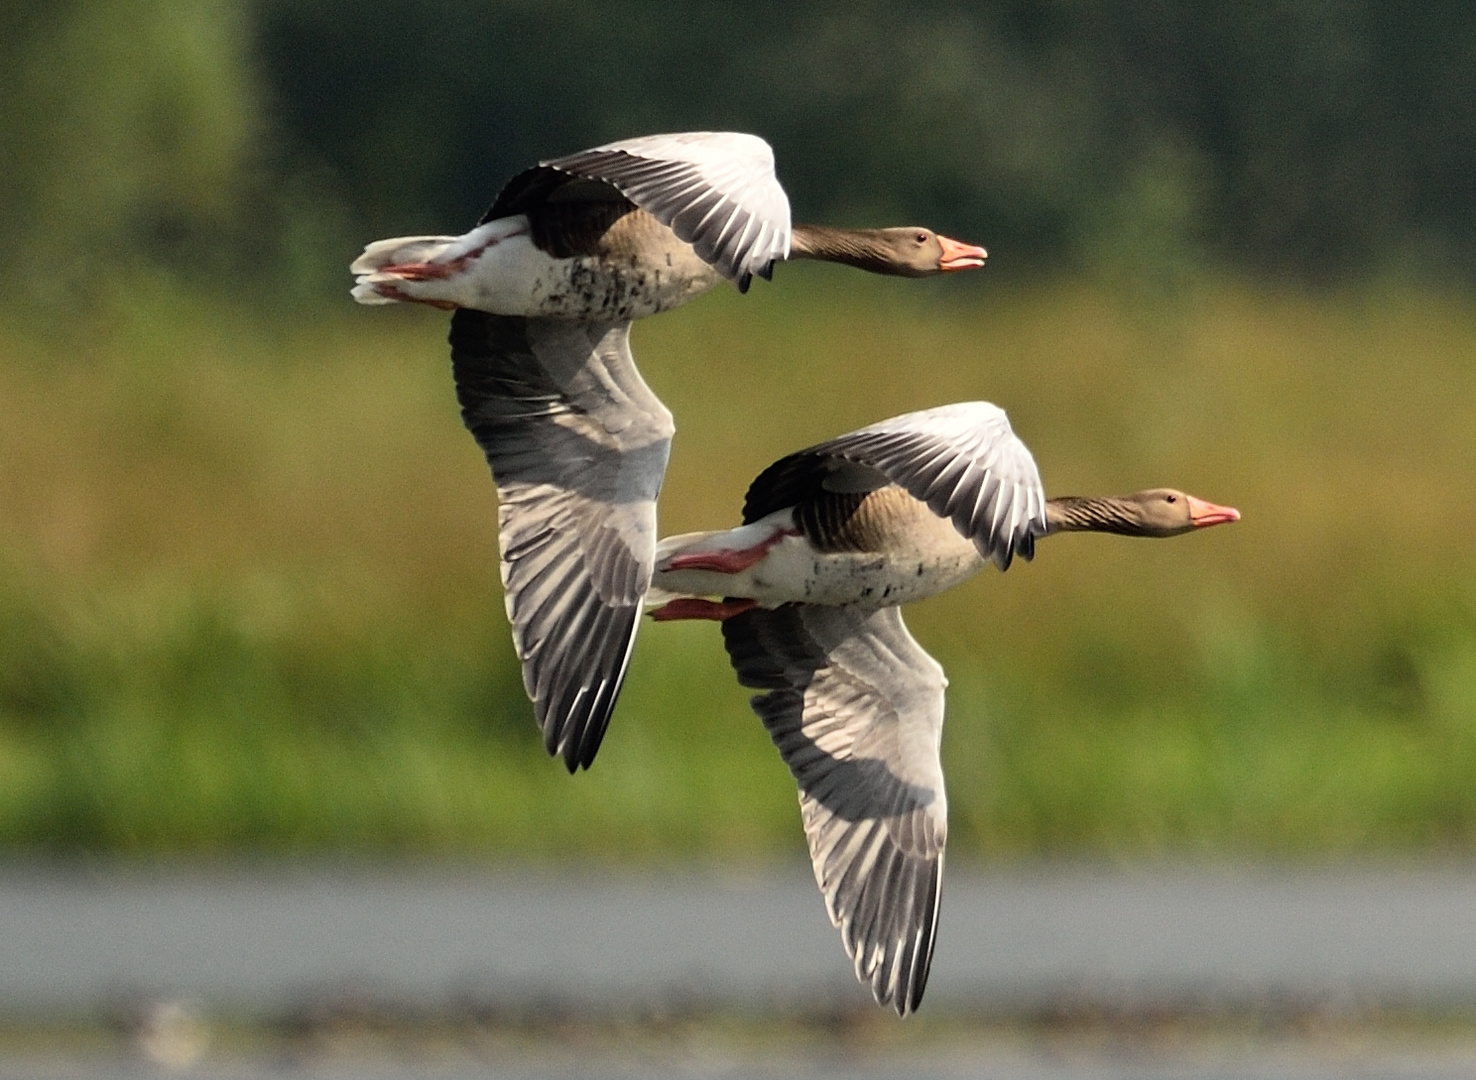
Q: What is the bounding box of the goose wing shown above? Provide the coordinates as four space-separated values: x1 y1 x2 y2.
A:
723 603 947 1016
485 132 791 292
743 401 1046 570
450 309 674 772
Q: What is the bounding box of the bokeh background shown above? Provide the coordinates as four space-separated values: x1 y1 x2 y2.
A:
2 0 1475 861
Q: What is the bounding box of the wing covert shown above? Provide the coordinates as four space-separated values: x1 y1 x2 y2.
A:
487 132 791 291
743 402 1046 570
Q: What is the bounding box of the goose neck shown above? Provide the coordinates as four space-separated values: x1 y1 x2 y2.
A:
790 224 903 275
1044 496 1144 537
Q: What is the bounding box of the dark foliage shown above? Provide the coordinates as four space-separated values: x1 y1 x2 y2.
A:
255 0 1476 281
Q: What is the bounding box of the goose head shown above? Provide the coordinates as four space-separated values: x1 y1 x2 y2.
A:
876 227 989 275
1123 489 1242 535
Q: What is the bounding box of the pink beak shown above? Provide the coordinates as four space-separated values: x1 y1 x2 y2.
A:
936 234 989 271
1186 496 1241 527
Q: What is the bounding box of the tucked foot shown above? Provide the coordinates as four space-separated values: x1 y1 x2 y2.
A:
649 598 758 622
380 259 462 281
661 529 798 574
359 281 459 309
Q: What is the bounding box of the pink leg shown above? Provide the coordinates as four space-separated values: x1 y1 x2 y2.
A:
380 226 525 283
381 259 458 281
372 283 459 310
663 528 799 574
649 598 757 622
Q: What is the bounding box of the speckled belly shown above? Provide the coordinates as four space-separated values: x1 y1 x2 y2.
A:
460 235 723 320
740 534 987 609
534 257 721 320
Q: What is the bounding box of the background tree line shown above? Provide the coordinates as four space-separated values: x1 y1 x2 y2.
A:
4 0 1476 304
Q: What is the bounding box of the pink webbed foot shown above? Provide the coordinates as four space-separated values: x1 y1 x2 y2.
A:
381 259 458 281
371 282 459 310
649 598 758 622
662 529 798 574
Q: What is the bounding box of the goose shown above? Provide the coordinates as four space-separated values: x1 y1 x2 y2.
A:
646 402 1239 1015
350 132 988 773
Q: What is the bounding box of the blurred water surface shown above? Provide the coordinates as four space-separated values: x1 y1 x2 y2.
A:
7 1041 1476 1080
6 862 1476 1017
7 863 1476 1078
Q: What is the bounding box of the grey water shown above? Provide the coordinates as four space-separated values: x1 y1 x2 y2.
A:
6 862 1476 1016
6 862 1476 1078
7 1046 1476 1080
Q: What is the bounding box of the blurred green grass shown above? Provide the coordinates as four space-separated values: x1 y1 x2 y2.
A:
1 273 1474 856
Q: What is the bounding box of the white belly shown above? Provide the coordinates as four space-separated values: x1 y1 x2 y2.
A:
741 535 986 607
387 217 723 320
653 513 987 610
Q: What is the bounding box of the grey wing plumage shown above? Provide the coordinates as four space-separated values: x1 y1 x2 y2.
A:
722 604 948 1016
536 131 792 291
743 401 1046 570
450 310 674 772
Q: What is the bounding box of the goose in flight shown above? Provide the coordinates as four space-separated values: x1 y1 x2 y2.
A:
350 132 988 772
647 402 1240 1014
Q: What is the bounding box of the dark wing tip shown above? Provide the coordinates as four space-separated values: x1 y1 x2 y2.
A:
538 653 623 775
532 601 641 773
1017 530 1036 563
902 858 943 1015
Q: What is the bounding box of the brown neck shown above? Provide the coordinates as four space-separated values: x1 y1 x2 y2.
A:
790 224 912 275
1044 496 1148 537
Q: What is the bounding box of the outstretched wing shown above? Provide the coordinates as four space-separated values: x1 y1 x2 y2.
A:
743 401 1046 570
485 132 791 291
450 310 674 772
722 604 948 1016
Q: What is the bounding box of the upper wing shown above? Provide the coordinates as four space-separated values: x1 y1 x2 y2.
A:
743 401 1046 570
450 309 674 772
722 604 948 1016
485 132 791 292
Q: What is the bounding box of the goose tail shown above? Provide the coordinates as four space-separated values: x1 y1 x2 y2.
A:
350 234 462 305
648 528 738 605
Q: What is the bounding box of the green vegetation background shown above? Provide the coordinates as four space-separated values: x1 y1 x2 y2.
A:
1 1 1474 857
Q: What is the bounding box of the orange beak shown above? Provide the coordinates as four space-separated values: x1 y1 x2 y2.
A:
1186 496 1241 527
936 234 988 271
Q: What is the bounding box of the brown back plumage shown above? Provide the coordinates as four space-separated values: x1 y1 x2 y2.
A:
480 165 684 264
527 199 639 258
796 485 940 554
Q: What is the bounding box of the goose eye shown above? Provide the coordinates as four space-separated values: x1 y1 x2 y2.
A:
914 232 928 244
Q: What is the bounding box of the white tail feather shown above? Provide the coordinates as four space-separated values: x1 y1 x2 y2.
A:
654 529 729 566
350 235 462 306
350 235 459 275
349 219 533 307
350 282 399 304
